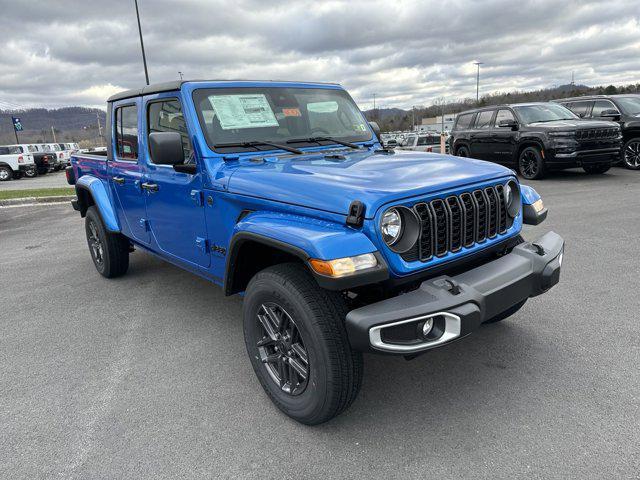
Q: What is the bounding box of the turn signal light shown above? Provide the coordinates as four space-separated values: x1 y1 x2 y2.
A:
309 253 377 277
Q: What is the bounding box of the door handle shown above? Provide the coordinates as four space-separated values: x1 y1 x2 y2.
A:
141 182 159 192
112 176 125 185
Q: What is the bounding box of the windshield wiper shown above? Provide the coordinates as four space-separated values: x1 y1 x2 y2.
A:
213 140 303 155
286 136 361 149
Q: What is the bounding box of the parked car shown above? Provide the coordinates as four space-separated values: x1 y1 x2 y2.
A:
400 133 444 153
59 142 80 164
67 80 563 425
11 144 55 174
0 145 37 181
4 144 39 178
41 143 67 170
554 94 640 170
450 102 622 179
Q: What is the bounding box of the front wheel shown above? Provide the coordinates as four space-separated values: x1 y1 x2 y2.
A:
583 164 610 174
622 138 640 170
24 168 38 178
243 263 363 425
518 146 546 180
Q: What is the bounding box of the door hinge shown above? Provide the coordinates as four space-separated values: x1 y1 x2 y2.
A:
190 189 204 207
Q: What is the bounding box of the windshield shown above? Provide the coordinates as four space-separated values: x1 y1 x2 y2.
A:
513 104 578 124
193 87 372 153
615 96 640 115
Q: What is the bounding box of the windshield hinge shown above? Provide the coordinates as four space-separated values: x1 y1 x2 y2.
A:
346 200 366 227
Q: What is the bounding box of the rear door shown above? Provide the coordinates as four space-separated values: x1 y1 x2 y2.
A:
469 110 495 159
109 99 150 244
490 109 518 164
141 93 210 268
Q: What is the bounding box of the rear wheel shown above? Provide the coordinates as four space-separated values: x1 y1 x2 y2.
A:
0 166 12 181
455 145 470 157
243 263 363 425
583 164 610 174
622 138 640 170
518 146 546 180
85 206 129 278
24 168 38 178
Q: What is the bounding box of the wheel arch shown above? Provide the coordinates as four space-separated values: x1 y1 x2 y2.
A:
514 138 545 162
75 176 120 232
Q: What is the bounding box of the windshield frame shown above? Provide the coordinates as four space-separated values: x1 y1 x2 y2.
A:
513 104 579 124
191 86 373 154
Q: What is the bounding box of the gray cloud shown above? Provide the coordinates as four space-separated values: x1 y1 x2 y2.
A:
0 0 638 110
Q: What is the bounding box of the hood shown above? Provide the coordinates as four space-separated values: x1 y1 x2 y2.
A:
529 119 619 129
225 149 513 218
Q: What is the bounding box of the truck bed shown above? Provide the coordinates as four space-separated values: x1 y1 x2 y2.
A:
71 152 108 182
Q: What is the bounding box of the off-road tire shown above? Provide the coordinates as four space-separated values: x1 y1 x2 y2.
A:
483 299 527 324
85 206 129 278
583 164 610 175
518 146 546 180
243 263 363 425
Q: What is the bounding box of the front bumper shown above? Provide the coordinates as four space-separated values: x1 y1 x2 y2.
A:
345 231 564 354
548 147 620 168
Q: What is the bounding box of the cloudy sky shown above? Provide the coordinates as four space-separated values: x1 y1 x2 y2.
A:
0 0 639 111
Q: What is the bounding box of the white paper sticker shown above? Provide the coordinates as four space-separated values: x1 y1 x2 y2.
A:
307 101 339 113
209 94 279 130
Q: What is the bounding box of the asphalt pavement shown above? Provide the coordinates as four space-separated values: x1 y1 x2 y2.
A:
0 170 69 191
1 167 639 479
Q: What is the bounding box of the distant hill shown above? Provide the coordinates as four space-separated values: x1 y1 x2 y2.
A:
365 82 640 132
0 107 107 146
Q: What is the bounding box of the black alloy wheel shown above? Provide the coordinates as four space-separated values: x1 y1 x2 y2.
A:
623 139 640 169
518 146 545 180
456 145 469 157
256 302 309 396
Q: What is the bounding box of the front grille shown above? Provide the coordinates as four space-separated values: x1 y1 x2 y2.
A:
401 184 511 263
575 128 619 141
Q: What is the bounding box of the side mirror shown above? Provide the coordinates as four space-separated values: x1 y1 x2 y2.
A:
149 132 184 166
599 109 621 120
499 119 518 130
368 121 382 142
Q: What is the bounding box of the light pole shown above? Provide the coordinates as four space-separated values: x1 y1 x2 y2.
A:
474 62 483 104
178 71 183 80
134 0 150 85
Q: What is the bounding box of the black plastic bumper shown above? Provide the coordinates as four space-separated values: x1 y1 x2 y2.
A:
345 231 564 354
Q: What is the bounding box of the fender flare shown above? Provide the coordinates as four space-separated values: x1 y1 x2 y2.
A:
75 176 120 232
520 184 547 225
224 211 386 294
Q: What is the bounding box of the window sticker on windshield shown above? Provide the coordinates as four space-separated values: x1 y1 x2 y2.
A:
354 124 367 132
307 101 339 113
282 108 301 117
209 94 279 130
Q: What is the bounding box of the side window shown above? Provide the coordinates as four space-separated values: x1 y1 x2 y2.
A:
0 147 8 155
417 136 428 146
474 110 494 129
591 100 619 117
455 113 473 129
148 99 193 163
494 109 515 127
563 101 592 118
115 105 139 160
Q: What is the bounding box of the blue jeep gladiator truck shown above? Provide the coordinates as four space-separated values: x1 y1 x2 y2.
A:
67 80 564 425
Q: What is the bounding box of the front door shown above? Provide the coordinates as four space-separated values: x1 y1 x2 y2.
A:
142 95 210 268
110 100 150 244
469 109 495 160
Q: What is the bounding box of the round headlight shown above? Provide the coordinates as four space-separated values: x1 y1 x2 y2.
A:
380 206 421 254
381 208 402 245
503 180 521 218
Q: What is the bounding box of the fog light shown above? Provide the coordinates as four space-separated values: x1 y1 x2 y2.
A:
422 318 434 337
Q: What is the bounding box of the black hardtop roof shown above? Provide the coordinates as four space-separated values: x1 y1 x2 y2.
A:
554 93 640 102
107 79 341 102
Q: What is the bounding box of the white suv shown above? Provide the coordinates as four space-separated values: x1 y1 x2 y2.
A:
0 145 37 181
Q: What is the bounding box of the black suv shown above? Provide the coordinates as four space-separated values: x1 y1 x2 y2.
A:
554 95 640 170
450 102 622 179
